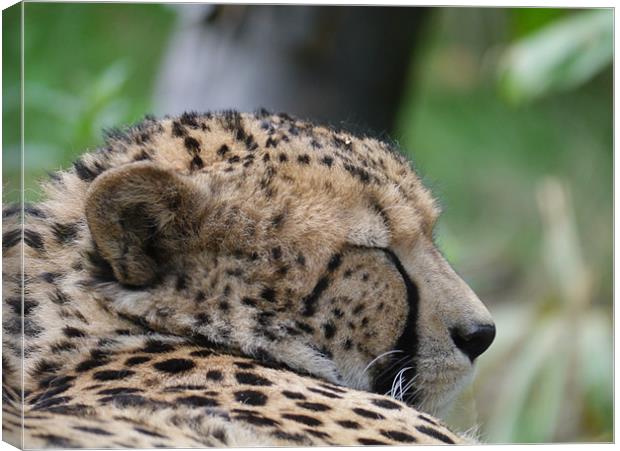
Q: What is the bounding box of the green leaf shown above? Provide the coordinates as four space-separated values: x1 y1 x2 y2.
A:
498 10 612 104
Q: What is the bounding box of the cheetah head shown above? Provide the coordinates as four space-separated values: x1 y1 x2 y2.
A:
81 113 494 417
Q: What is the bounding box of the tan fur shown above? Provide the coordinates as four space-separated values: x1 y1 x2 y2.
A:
2 111 493 446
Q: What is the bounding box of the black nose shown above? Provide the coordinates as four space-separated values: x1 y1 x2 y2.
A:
450 323 496 362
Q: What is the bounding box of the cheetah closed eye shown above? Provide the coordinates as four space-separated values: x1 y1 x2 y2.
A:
3 110 495 447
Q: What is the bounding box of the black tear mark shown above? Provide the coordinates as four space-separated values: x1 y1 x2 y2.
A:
371 249 420 399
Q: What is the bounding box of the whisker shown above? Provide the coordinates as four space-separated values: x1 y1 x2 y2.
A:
362 350 404 374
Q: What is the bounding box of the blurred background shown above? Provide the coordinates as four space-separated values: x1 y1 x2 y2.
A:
2 4 613 443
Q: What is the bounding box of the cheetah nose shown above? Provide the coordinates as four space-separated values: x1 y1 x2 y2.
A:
450 323 496 362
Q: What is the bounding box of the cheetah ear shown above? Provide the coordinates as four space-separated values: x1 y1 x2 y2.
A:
85 162 206 286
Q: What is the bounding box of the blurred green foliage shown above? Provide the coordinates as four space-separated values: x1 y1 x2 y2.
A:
2 5 612 444
3 3 175 202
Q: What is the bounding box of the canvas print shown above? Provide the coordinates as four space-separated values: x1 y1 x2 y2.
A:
2 3 613 447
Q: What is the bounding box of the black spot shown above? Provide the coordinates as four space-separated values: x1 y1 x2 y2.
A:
242 297 257 307
153 358 195 374
187 349 211 358
265 137 278 148
194 291 206 303
282 413 322 427
318 383 348 394
62 326 86 338
296 401 331 412
418 414 439 426
72 426 112 436
134 427 166 438
282 390 306 400
190 155 204 170
358 438 389 445
99 394 152 408
271 246 282 259
232 409 280 427
92 370 134 381
51 222 79 244
217 144 230 156
32 360 62 378
124 356 151 366
2 229 21 251
5 297 38 316
172 121 186 137
343 339 353 350
371 398 402 410
235 372 272 386
415 425 455 444
307 387 342 399
175 274 187 291
73 158 105 181
321 156 333 167
322 322 336 340
133 150 152 161
352 407 385 420
380 430 417 443
40 272 61 283
97 387 143 396
24 229 44 251
297 154 310 164
50 341 77 354
234 390 267 406
49 289 71 305
206 370 223 381
32 433 79 447
272 431 306 443
301 276 329 316
142 339 175 354
228 155 240 163
218 300 230 311
278 153 288 162
75 356 111 373
296 253 306 266
337 420 360 429
180 111 200 128
295 321 314 334
260 287 276 303
177 395 219 407
184 136 201 153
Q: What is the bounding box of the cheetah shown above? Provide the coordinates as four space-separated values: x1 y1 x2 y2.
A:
2 110 495 447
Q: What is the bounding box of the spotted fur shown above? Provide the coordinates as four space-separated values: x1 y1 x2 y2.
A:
2 111 494 447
